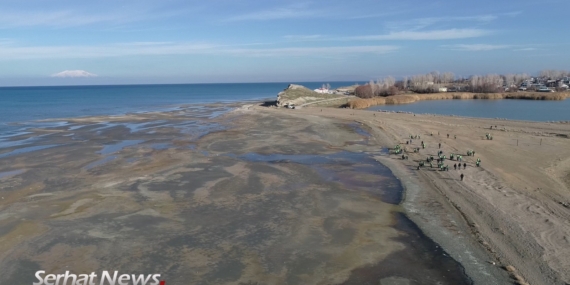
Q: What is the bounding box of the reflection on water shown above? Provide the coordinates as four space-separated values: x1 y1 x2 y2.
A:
98 140 144 155
0 144 60 158
0 169 25 179
84 155 118 170
234 151 403 204
341 213 472 285
229 151 470 284
149 143 172 150
124 120 169 133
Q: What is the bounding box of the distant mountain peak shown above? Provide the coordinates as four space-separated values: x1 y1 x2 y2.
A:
51 70 98 78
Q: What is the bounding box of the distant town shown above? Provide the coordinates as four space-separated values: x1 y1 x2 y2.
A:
311 70 570 98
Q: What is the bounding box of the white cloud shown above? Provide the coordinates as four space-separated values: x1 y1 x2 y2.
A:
386 12 519 31
0 5 183 28
514 47 537 51
348 29 491 41
51 70 98 78
224 45 399 57
283 28 490 43
387 16 493 31
224 3 316 21
227 9 311 21
442 44 511 51
0 10 128 28
0 41 398 59
283 35 324 40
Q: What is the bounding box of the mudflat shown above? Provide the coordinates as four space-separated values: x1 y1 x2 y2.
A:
268 105 570 285
0 104 481 284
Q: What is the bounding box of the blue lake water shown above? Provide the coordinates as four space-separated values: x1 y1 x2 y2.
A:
0 82 362 135
368 99 570 122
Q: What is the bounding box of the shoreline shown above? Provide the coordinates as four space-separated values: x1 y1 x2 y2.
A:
255 106 507 284
257 105 570 284
375 155 501 284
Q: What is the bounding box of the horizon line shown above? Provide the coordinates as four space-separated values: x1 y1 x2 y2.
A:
0 80 370 89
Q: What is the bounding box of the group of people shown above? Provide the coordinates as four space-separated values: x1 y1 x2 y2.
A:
393 144 403 154
449 153 464 162
392 132 485 181
454 163 467 170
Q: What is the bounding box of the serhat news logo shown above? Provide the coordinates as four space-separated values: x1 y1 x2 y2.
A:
33 271 165 285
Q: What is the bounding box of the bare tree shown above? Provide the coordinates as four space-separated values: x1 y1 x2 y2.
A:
364 76 398 96
409 72 440 93
513 73 530 85
440 72 455 84
540 70 567 80
470 74 504 93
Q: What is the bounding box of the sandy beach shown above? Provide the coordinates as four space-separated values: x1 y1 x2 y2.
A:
257 105 570 285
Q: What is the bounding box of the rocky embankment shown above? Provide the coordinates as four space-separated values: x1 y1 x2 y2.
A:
276 84 345 107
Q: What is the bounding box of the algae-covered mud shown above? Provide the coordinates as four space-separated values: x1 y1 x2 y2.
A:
0 104 470 284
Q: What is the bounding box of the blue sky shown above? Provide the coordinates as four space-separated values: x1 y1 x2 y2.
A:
0 0 568 86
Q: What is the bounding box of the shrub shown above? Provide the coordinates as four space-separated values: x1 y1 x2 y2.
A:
354 85 374 98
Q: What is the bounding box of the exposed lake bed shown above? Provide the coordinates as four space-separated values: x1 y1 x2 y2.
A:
0 104 478 284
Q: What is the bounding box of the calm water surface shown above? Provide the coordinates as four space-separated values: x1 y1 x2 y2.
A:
0 82 362 135
369 99 570 121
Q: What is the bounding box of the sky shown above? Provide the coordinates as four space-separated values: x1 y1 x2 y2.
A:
0 0 569 86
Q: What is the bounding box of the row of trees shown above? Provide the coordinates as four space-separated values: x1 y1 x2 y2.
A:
503 74 530 88
539 70 570 80
407 72 454 93
354 70 570 98
469 74 504 93
355 72 456 97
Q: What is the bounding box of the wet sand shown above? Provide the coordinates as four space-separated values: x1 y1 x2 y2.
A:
264 105 570 285
1 104 475 284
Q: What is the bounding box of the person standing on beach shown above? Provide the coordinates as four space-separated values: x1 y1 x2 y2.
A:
454 163 457 170
463 162 466 169
439 143 441 149
460 173 464 181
